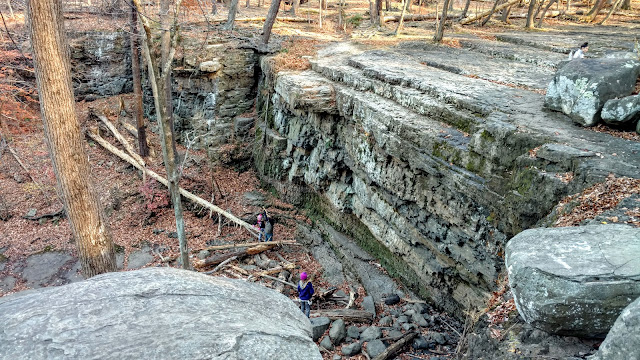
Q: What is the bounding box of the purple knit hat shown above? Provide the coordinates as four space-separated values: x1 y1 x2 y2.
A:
300 272 307 280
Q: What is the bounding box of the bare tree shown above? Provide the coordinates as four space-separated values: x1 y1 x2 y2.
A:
536 0 557 27
130 4 149 157
290 0 300 15
585 0 605 22
599 0 623 24
394 0 411 35
132 0 190 269
224 0 240 29
621 0 630 10
481 0 501 25
261 0 282 45
434 0 452 42
460 0 471 19
525 0 537 28
26 0 116 278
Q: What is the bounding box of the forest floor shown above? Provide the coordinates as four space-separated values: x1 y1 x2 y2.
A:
1 1 640 359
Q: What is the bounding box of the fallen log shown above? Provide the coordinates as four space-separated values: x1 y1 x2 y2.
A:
382 13 457 23
204 255 238 274
198 240 298 253
91 110 146 168
194 243 275 268
372 331 418 360
315 287 338 302
459 0 519 24
210 16 314 23
86 130 258 238
311 309 374 322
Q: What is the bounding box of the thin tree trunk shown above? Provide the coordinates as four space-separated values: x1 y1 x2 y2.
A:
525 0 537 28
532 0 546 20
133 0 189 270
26 0 116 278
130 5 148 157
585 0 605 21
7 0 14 17
481 0 501 25
460 0 470 18
535 0 556 27
621 0 630 10
370 0 378 24
434 0 451 42
599 0 622 24
246 0 250 7
318 0 322 27
385 0 390 10
394 0 410 35
160 0 177 160
261 0 282 45
224 0 240 29
376 0 383 25
212 0 218 14
290 0 300 15
500 4 512 22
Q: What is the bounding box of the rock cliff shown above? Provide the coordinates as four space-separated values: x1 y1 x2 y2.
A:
254 41 640 317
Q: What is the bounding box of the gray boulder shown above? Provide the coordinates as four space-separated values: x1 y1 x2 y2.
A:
320 336 334 351
589 296 640 360
329 319 347 345
347 325 360 339
362 295 376 317
0 267 321 360
601 94 640 126
360 326 382 342
310 316 331 342
366 339 387 358
506 225 640 338
545 58 640 126
341 342 361 357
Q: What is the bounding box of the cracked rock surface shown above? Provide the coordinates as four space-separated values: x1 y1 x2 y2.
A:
506 224 640 338
0 267 321 360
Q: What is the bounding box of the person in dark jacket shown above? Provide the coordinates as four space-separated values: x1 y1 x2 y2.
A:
263 211 274 242
297 272 314 318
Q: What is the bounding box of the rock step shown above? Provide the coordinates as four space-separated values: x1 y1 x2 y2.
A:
457 37 567 69
394 41 556 90
310 53 486 135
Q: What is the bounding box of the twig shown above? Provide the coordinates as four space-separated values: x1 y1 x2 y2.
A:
441 318 462 338
205 255 238 274
259 273 297 288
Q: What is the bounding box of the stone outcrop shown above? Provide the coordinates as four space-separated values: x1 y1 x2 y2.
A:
544 58 640 126
601 94 640 129
256 39 640 318
0 267 321 359
69 31 132 100
506 225 640 338
590 295 640 360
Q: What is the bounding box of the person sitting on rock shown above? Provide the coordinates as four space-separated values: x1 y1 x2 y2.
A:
571 42 589 59
297 272 314 318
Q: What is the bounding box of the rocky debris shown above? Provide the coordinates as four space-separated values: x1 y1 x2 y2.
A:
126 244 154 269
234 116 255 137
366 339 387 357
320 336 334 350
346 326 360 339
506 224 640 338
544 58 640 126
329 319 347 345
384 293 401 305
310 317 331 342
601 94 640 128
360 326 382 342
0 267 321 359
590 295 640 360
340 341 361 356
20 252 78 289
199 59 222 73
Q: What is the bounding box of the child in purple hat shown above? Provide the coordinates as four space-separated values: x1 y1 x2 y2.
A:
297 272 314 318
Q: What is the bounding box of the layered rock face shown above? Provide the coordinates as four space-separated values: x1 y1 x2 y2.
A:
69 31 132 100
255 41 640 317
0 267 320 360
506 225 640 338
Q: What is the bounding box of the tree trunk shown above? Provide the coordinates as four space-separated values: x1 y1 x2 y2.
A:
385 0 390 10
160 0 177 160
500 4 512 22
525 0 537 28
599 0 622 24
621 0 630 10
536 0 557 27
133 0 189 270
481 0 501 25
130 5 148 157
370 0 378 24
460 0 471 18
224 0 240 29
394 0 410 35
212 0 218 14
434 0 451 42
246 0 250 7
7 0 14 17
261 0 281 45
585 0 605 21
318 0 322 27
26 0 116 278
290 0 300 15
376 0 383 25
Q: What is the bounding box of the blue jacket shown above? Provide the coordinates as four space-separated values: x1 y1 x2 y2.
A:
298 281 314 300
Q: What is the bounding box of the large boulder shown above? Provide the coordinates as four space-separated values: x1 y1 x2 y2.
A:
0 267 321 359
589 295 640 360
506 224 640 338
544 58 640 126
601 94 640 127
